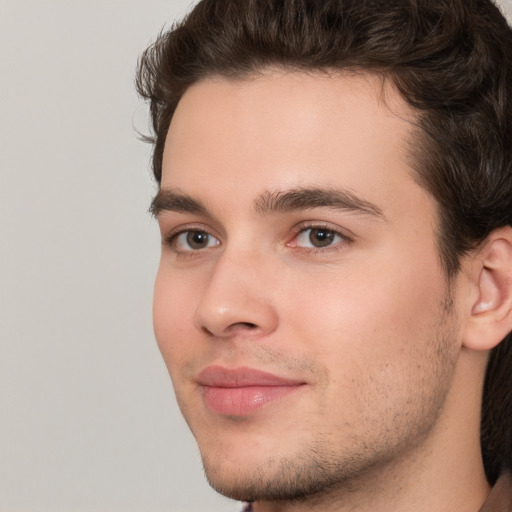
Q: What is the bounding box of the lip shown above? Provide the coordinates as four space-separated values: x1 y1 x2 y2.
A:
197 366 305 416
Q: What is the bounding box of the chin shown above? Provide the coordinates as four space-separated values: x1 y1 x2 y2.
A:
196 402 449 504
199 439 381 503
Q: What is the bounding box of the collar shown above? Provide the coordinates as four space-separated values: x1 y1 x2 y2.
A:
479 469 512 512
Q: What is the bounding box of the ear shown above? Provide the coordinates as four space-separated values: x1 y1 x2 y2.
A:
462 226 512 351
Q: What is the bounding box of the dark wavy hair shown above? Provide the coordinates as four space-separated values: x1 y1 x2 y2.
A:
136 0 512 484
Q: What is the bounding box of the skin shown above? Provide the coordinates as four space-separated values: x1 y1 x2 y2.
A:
152 71 491 512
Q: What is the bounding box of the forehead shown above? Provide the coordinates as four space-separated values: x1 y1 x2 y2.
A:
161 70 426 219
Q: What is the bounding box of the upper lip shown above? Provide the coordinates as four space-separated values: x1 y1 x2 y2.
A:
197 366 305 388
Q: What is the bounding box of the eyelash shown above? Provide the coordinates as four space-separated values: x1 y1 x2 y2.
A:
162 222 351 258
162 224 220 258
287 222 351 253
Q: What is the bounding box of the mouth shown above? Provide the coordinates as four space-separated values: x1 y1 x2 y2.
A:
197 366 306 416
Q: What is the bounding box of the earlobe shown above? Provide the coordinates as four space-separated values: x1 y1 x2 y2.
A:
463 227 512 351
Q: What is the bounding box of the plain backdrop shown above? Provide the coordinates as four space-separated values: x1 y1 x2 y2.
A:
1 1 511 511
0 0 236 511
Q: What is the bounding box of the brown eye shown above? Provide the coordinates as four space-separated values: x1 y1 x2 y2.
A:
186 231 211 249
290 226 346 250
173 230 220 252
308 228 337 248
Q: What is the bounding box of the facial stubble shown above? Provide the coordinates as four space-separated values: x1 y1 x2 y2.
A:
196 295 460 505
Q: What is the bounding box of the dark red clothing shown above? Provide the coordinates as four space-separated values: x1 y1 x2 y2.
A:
479 470 512 512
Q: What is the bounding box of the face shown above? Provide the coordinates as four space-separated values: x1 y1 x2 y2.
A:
153 71 462 502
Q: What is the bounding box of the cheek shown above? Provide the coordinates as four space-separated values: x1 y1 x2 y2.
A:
283 260 454 434
284 255 449 374
153 265 198 369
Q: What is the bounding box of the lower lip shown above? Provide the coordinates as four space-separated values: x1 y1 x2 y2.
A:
202 385 302 416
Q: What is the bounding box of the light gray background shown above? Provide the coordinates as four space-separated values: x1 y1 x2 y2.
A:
0 1 236 511
1 1 511 511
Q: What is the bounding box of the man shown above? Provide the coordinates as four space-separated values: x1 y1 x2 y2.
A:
137 1 512 510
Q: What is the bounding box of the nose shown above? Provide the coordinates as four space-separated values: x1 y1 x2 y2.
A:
194 249 279 339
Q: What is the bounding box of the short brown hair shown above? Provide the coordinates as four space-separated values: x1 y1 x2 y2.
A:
136 0 512 483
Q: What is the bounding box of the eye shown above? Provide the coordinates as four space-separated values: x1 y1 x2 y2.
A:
172 230 220 252
290 227 346 249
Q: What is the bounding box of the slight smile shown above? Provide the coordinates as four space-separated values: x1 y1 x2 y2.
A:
197 366 306 416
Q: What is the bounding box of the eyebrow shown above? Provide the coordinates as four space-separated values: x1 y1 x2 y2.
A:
150 189 208 217
254 187 385 219
150 186 385 220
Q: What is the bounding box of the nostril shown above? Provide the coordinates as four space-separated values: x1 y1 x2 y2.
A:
201 326 215 336
238 322 257 329
200 322 257 337
226 322 259 335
